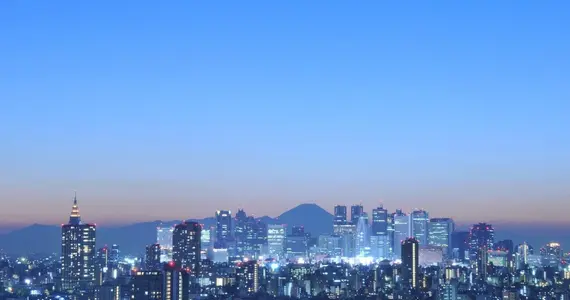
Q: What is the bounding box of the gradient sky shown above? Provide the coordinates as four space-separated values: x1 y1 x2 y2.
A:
1 1 569 228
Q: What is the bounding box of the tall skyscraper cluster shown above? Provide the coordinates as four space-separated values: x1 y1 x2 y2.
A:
330 204 457 261
56 198 566 299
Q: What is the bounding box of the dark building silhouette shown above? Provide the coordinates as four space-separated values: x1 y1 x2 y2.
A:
215 210 232 248
131 271 163 300
60 194 96 292
243 217 267 259
451 231 469 261
334 205 347 225
236 260 260 295
469 223 494 260
494 239 514 253
371 206 388 236
131 263 190 300
145 244 161 271
292 225 305 237
234 209 248 258
401 237 419 289
172 221 201 275
350 205 364 225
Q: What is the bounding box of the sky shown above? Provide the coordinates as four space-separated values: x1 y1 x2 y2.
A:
1 1 569 228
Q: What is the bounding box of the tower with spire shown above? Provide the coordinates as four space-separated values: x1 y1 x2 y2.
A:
69 192 81 225
60 193 97 293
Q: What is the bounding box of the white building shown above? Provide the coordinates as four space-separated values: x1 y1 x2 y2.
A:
267 224 286 259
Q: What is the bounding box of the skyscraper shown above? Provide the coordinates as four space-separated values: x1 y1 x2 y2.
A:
393 210 410 258
334 205 347 225
371 206 388 236
267 224 286 259
355 213 370 257
410 210 429 245
371 206 390 259
131 271 163 300
428 218 454 256
157 225 174 262
234 209 248 259
215 210 232 248
236 260 260 295
172 221 201 275
468 223 494 261
244 217 267 259
451 231 469 261
60 194 96 292
131 263 190 300
145 244 161 271
401 238 419 289
350 204 364 225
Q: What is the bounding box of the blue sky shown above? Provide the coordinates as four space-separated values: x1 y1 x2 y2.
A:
1 1 569 226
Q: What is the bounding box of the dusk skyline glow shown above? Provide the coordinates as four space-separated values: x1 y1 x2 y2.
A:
1 1 570 228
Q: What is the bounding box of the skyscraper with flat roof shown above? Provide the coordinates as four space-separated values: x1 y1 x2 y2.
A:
393 210 410 258
172 221 201 275
215 210 232 248
428 218 454 256
411 210 429 245
468 223 494 261
401 238 419 289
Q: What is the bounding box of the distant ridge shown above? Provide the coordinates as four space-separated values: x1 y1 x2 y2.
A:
1 204 568 254
0 203 333 254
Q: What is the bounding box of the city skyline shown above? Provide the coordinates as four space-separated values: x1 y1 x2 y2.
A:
2 1 570 227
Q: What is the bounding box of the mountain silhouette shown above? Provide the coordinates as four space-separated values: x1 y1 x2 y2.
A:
2 205 565 255
0 203 333 255
276 203 333 235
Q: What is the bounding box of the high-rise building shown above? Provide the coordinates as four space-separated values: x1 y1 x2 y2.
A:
97 281 121 300
541 242 562 267
334 205 347 225
476 246 489 279
95 246 109 285
451 231 469 261
157 226 174 262
131 271 163 300
318 234 342 257
236 260 260 295
291 225 305 237
401 238 419 289
410 210 429 245
371 206 390 260
172 221 201 275
428 218 454 256
439 280 458 300
164 262 190 300
286 225 308 259
350 205 364 225
371 206 388 236
468 223 494 261
60 195 96 292
131 264 190 300
515 242 531 269
393 210 410 258
215 210 232 248
244 217 267 259
333 205 355 237
494 239 514 253
109 244 120 266
267 224 286 259
234 209 248 258
145 244 161 271
355 213 370 257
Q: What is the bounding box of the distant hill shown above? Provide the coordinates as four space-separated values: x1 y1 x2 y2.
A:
0 203 333 255
276 203 333 235
2 204 565 255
